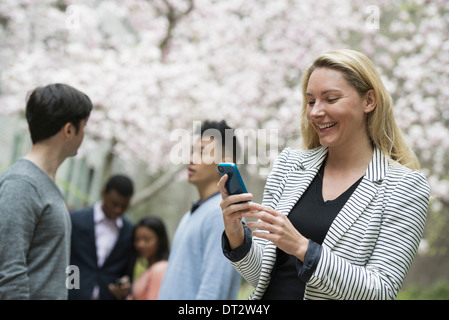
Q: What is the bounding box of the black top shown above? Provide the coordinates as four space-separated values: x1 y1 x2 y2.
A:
261 164 363 300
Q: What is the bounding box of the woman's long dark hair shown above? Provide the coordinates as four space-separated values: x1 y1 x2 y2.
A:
128 216 170 281
133 216 170 262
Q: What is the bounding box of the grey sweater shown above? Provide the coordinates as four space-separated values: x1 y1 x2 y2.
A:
0 159 71 299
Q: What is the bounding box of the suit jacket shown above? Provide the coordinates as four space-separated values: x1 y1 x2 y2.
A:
231 146 431 300
68 207 134 300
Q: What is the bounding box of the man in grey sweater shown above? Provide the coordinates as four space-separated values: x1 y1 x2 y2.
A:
0 83 92 299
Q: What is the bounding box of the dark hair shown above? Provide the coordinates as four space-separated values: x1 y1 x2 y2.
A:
134 216 170 261
25 83 93 144
104 174 134 197
196 120 240 163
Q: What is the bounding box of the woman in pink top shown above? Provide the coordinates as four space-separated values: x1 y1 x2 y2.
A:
129 216 169 300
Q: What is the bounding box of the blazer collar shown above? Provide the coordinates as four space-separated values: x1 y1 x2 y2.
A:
297 145 389 183
273 145 390 225
364 146 389 183
93 201 124 229
293 145 390 250
260 144 392 286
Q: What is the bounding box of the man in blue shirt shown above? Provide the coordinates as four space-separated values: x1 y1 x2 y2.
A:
158 120 241 300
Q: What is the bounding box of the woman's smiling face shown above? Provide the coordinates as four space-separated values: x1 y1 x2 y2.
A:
306 67 373 149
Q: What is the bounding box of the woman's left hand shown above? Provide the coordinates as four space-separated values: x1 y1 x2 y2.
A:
244 202 309 261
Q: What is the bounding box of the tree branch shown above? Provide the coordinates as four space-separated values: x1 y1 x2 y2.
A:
159 0 195 59
130 164 185 209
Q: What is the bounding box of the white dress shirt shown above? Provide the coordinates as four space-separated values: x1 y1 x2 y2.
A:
91 201 123 299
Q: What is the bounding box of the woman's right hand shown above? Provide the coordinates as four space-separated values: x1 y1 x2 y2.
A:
218 174 253 250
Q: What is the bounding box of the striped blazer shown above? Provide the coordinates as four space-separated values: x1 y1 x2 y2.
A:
231 146 430 300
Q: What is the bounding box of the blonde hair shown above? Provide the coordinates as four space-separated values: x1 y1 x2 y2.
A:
300 49 420 170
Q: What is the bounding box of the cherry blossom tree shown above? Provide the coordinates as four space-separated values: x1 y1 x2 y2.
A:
0 0 448 249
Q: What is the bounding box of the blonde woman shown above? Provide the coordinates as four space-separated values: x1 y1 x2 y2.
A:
219 49 431 300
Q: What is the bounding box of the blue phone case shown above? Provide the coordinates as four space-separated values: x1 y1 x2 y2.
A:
217 163 248 196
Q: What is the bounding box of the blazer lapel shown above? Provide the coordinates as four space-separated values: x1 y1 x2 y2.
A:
275 168 318 215
322 147 389 250
87 209 99 267
274 146 328 216
257 146 328 295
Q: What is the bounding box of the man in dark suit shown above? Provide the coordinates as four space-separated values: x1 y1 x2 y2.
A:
68 174 135 300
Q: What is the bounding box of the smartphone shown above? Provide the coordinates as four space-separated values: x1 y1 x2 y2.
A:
217 163 249 198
